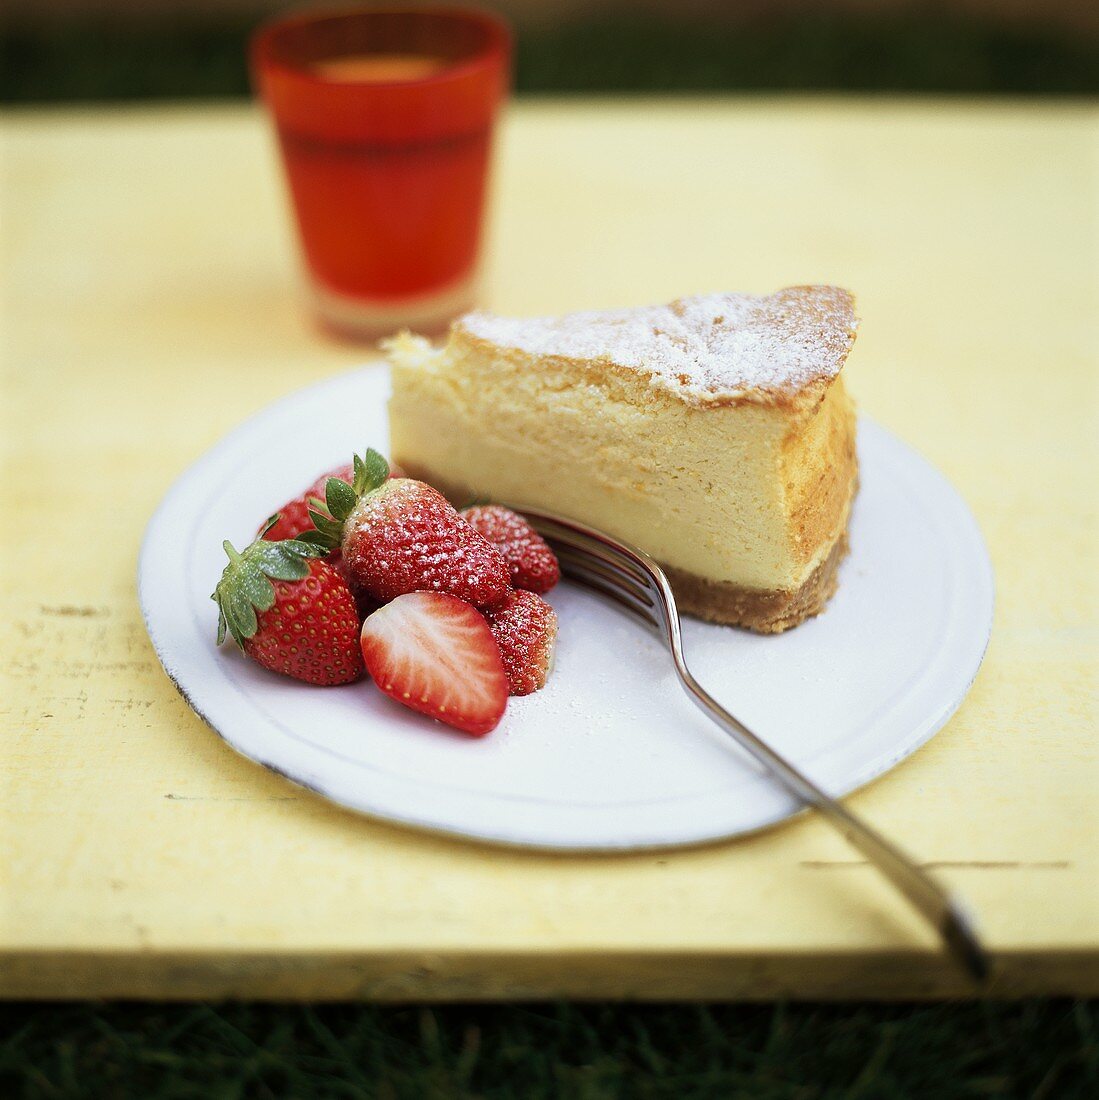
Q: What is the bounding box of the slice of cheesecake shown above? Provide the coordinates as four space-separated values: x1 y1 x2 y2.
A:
386 286 859 632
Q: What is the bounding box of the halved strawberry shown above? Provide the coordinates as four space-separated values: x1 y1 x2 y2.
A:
360 592 509 736
483 589 558 696
461 505 560 595
212 532 364 685
304 450 510 608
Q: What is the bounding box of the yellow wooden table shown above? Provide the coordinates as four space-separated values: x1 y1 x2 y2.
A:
2 100 1096 1000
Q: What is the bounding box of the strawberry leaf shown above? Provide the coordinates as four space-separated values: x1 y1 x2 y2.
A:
307 510 344 545
257 514 281 539
226 585 256 645
251 543 308 582
282 537 328 559
364 447 390 486
212 534 326 648
303 447 389 551
325 477 357 523
237 561 276 609
353 448 389 495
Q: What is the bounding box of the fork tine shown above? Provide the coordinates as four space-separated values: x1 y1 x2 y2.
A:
552 546 656 610
523 515 655 591
552 543 659 608
504 506 669 628
561 570 660 629
561 541 655 595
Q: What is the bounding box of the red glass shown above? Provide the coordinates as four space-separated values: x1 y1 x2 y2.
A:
251 6 511 338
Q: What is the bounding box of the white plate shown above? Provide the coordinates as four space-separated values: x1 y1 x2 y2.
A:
139 364 993 851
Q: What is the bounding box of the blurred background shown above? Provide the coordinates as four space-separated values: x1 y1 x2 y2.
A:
4 0 1098 102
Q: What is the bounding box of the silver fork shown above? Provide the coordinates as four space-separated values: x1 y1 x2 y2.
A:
506 503 989 983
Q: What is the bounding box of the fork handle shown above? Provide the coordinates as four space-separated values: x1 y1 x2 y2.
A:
675 661 988 982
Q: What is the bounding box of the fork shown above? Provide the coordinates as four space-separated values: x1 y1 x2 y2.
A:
505 503 989 983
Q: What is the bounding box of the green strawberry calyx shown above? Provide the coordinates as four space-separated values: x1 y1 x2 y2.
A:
298 447 390 553
211 521 328 648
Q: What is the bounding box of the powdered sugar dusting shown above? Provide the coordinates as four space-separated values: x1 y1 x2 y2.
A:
460 286 858 401
483 590 558 696
342 481 511 607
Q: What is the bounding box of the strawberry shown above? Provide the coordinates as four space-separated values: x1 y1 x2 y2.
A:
261 459 405 619
332 557 381 622
212 529 364 685
360 592 509 736
483 589 558 696
262 459 406 542
304 449 511 608
461 505 560 595
262 463 356 542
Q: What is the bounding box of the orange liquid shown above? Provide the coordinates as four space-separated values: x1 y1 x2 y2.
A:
278 51 489 300
311 53 449 83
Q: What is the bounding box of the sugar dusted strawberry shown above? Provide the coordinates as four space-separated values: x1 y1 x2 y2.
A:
346 481 511 606
483 589 558 696
360 592 509 736
212 531 364 685
262 457 408 618
305 450 510 608
461 505 560 595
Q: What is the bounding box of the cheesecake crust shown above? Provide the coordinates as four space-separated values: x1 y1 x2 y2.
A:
398 460 852 635
663 528 850 633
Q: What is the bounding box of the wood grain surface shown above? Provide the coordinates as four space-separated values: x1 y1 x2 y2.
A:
1 100 1096 999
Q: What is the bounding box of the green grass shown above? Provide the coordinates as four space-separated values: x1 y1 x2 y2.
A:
2 12 1098 103
1 1001 1097 1098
